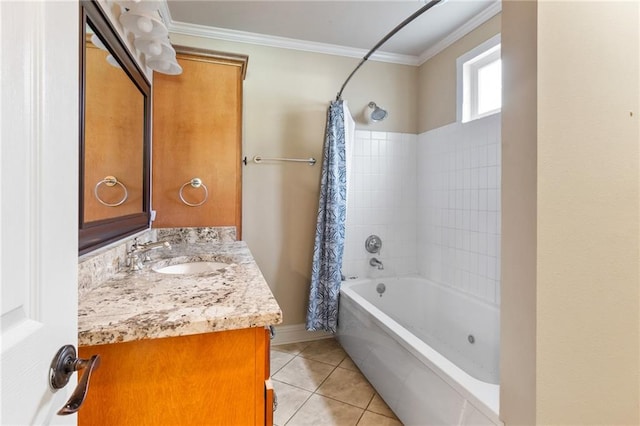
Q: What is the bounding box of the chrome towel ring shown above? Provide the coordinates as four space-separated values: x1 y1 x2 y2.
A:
179 177 208 207
94 176 128 207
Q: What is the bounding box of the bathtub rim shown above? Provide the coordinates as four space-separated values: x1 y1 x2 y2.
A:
339 276 500 424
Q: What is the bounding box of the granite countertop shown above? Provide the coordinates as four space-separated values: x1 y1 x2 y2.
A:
78 242 282 347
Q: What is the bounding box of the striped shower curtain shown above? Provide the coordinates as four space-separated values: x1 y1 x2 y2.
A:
306 100 353 332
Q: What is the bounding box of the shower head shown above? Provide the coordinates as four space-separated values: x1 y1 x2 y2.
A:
367 102 388 123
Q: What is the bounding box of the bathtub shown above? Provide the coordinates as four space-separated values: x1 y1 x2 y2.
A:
336 276 501 426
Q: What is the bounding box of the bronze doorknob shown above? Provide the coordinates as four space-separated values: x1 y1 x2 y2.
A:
49 344 100 415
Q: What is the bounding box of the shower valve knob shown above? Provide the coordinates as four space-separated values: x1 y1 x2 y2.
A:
365 235 382 254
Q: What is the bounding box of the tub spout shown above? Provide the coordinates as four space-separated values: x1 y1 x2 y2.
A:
369 257 384 270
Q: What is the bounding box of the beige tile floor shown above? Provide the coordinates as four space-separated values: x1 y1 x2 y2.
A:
271 339 403 426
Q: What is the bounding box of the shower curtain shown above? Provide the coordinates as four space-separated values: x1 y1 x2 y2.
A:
306 100 354 332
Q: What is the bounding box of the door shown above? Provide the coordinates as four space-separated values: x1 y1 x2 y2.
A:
1 1 79 424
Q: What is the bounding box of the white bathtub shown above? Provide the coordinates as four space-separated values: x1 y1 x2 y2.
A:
337 276 501 426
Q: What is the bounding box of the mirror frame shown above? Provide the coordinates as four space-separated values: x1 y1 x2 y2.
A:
79 0 151 255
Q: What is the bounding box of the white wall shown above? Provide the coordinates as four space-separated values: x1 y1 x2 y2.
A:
535 2 639 422
500 3 537 422
342 131 417 279
168 33 418 326
501 2 640 423
417 114 501 305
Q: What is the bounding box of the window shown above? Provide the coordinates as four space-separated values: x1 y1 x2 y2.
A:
457 34 501 123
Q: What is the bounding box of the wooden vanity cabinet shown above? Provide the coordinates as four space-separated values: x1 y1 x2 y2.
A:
152 49 247 237
78 327 272 426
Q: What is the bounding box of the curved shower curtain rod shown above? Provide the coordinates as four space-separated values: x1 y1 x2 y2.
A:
335 0 444 101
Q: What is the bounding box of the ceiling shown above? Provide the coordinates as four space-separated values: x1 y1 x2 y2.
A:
164 0 500 62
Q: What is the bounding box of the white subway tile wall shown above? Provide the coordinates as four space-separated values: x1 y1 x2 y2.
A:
418 114 501 305
342 114 501 306
342 131 418 279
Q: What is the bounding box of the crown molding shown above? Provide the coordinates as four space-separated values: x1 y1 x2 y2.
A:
166 20 420 66
417 0 502 65
158 0 501 67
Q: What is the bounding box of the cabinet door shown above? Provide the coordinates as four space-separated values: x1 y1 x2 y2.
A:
79 328 263 425
265 379 275 426
254 327 270 425
152 52 246 236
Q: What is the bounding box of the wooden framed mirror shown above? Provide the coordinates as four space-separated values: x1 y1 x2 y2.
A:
79 0 151 255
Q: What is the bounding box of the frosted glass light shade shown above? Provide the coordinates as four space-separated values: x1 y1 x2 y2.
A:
147 57 182 75
119 10 168 37
134 37 171 57
106 54 122 69
90 30 121 69
90 34 107 51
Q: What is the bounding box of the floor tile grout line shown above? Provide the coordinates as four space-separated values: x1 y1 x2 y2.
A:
280 358 342 425
272 368 400 422
272 345 308 355
365 409 400 421
313 355 380 409
270 378 317 395
364 392 376 411
282 386 315 426
308 356 377 419
272 352 342 393
279 348 346 425
312 360 340 392
361 392 403 421
354 408 367 426
274 350 312 426
270 351 298 376
273 340 401 425
271 382 399 424
296 355 346 368
312 392 373 411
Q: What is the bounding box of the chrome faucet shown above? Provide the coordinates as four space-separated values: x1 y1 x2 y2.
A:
126 238 172 271
369 257 384 270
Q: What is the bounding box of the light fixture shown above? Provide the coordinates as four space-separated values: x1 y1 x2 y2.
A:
90 33 122 69
106 54 122 69
147 57 182 75
119 9 168 37
90 33 106 50
134 36 170 57
115 0 182 75
137 35 181 75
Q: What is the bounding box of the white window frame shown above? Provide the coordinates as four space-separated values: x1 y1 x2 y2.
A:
457 34 501 123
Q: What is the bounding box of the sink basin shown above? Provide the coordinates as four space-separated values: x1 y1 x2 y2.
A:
153 261 229 275
151 255 234 275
